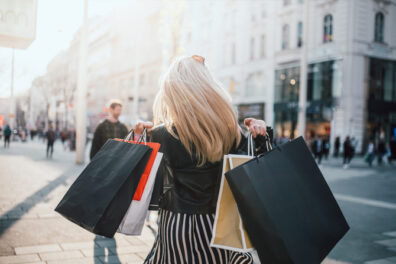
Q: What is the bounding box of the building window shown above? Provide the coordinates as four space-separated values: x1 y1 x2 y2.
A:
297 22 303 47
374 12 384 43
282 24 290 50
323 14 333 43
369 58 396 102
275 67 300 103
250 37 255 60
307 60 342 102
260 35 265 58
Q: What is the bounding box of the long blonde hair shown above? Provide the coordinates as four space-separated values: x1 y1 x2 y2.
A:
153 56 241 166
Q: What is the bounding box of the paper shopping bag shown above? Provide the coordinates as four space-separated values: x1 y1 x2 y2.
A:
115 138 161 201
55 139 152 238
210 154 253 252
225 137 349 264
118 152 163 235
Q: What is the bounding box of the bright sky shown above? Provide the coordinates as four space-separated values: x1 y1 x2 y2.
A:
0 0 132 98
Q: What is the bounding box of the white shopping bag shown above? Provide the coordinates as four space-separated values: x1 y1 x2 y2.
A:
118 152 163 235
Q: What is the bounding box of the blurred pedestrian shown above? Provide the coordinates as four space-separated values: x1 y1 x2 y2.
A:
334 136 340 157
390 135 396 164
45 124 56 158
323 136 330 160
377 139 386 165
385 143 392 165
69 129 76 151
364 140 375 167
89 99 128 160
343 136 353 169
60 129 68 150
311 135 324 165
3 124 11 148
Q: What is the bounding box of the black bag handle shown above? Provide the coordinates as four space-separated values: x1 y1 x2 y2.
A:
123 128 147 144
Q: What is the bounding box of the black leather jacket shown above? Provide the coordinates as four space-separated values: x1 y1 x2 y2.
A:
148 124 273 214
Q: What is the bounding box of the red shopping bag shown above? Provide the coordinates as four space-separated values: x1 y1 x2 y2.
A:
115 138 161 201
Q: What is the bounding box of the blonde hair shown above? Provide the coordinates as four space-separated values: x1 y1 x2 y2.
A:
153 56 241 166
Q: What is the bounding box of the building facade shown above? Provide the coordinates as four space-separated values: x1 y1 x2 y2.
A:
181 0 396 153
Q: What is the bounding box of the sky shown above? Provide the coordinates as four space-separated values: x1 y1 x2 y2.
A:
0 0 133 98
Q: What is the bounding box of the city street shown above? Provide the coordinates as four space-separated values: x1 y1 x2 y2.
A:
1 140 396 264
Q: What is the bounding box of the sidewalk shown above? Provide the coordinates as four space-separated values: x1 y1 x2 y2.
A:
0 140 156 264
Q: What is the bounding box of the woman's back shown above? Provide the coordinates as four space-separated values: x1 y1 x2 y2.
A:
150 125 225 214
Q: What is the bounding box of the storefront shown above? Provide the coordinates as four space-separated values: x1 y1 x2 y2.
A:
306 60 342 139
274 66 300 139
366 57 396 144
237 103 265 126
273 60 341 140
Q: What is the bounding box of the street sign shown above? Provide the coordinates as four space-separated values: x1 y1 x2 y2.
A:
0 0 37 49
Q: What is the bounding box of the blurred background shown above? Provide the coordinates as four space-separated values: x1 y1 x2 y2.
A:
0 0 396 264
1 0 395 156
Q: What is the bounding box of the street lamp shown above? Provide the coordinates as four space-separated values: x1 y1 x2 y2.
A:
297 0 309 138
76 0 88 164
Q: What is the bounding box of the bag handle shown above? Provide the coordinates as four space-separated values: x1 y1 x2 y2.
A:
247 133 254 157
123 128 147 145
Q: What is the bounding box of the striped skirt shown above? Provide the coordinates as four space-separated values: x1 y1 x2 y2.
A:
144 209 253 264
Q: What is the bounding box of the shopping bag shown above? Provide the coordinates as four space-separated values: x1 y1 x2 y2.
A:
118 152 163 235
55 139 152 238
210 154 254 252
225 136 349 264
114 137 161 201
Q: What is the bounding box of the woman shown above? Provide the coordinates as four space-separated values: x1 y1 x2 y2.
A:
134 55 269 264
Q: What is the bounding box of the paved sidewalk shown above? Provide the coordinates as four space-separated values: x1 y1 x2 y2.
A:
0 140 156 264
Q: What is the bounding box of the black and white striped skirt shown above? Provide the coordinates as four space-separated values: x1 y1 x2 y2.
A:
144 209 254 264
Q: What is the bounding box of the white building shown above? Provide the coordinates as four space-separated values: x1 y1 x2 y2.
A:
181 0 396 152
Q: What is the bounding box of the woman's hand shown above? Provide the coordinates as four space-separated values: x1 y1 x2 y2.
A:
133 121 154 135
244 118 267 138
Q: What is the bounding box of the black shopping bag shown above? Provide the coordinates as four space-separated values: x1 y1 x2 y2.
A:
225 136 349 264
55 139 152 238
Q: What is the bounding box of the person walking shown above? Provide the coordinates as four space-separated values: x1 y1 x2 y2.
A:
3 124 11 148
323 136 330 160
45 124 56 158
89 99 129 160
365 140 375 167
60 129 68 150
134 55 269 264
334 136 340 157
343 136 353 169
311 135 324 165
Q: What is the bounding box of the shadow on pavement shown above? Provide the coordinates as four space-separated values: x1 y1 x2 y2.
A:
94 235 121 264
0 165 80 236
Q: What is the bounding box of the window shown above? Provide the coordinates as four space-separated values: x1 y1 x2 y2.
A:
260 35 266 58
323 14 333 43
282 24 290 50
374 12 384 43
250 37 255 60
297 22 303 47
